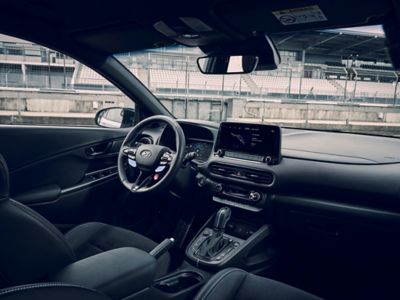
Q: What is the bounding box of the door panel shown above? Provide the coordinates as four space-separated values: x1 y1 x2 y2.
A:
0 125 129 229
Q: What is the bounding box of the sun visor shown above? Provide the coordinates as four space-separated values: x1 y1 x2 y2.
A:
153 17 231 47
74 23 172 53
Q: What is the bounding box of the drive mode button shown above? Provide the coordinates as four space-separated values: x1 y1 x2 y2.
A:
249 191 261 202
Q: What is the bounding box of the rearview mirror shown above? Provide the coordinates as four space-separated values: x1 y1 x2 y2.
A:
198 34 281 74
197 55 259 74
95 107 135 128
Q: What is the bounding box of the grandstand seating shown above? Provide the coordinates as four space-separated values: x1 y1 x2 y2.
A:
251 75 338 96
0 40 398 103
149 69 249 93
360 64 394 71
252 75 289 94
352 81 395 98
76 65 109 85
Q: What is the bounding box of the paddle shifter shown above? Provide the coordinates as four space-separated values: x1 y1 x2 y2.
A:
195 207 232 259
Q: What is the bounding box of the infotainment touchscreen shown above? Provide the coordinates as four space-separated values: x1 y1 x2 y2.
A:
215 122 281 163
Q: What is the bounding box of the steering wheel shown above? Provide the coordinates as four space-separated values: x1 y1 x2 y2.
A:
118 115 186 193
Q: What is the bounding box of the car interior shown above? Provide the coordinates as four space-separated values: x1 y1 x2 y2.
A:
1 0 400 299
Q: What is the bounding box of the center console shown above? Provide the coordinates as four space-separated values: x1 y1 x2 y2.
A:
132 122 281 299
197 122 281 212
186 122 281 271
186 207 271 269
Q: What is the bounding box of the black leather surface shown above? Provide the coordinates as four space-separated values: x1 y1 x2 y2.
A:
0 283 110 300
194 268 323 300
65 222 170 278
49 247 156 299
0 155 77 288
0 154 9 201
0 197 76 288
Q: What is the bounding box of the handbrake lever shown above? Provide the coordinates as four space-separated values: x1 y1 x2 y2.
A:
149 237 175 259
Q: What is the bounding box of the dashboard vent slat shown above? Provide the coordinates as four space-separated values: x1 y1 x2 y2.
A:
209 163 274 185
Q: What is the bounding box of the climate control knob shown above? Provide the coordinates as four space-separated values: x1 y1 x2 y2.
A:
215 183 223 193
249 191 261 202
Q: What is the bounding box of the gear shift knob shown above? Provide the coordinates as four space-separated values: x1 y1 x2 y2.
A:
213 207 231 231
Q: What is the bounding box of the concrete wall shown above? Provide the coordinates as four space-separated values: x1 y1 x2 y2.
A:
227 98 400 123
0 89 133 113
1 89 400 136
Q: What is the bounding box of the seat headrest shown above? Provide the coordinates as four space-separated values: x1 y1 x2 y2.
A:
0 154 9 201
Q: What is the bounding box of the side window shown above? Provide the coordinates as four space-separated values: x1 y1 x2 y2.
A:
0 33 134 126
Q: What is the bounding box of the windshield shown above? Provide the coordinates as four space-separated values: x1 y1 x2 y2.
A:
115 25 400 137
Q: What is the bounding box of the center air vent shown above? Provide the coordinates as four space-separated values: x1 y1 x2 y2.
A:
137 136 153 145
209 163 274 185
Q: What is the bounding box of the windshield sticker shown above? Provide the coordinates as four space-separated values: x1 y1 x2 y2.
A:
272 5 328 26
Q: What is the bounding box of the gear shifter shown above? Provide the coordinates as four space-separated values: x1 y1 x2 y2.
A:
213 207 231 231
195 207 232 259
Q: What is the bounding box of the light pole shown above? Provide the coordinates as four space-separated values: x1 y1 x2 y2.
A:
5 69 11 87
394 72 399 105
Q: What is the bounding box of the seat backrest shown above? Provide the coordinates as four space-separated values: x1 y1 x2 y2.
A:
0 154 76 288
0 283 110 300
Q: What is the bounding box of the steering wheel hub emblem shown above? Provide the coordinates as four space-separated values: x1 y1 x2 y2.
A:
140 149 152 158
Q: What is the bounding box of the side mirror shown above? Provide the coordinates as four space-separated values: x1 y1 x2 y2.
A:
95 107 135 128
197 55 259 74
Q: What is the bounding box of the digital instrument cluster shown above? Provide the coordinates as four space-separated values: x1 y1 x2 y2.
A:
186 140 213 162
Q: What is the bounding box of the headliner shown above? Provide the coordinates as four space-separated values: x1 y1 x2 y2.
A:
0 0 394 62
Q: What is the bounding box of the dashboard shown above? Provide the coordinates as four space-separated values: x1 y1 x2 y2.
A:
138 118 400 285
140 119 400 215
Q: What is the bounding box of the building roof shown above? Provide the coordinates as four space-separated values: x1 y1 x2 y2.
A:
272 28 389 63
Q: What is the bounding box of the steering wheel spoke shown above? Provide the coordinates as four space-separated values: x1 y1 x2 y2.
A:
131 171 152 192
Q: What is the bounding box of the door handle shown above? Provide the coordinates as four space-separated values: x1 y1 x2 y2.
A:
85 141 113 156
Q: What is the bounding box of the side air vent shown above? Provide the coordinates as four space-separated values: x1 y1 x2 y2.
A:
209 164 274 185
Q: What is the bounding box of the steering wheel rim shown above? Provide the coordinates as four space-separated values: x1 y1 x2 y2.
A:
118 115 186 194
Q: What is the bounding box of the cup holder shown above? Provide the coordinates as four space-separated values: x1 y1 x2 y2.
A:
154 271 203 294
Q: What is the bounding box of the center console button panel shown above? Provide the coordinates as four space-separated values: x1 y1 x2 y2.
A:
196 173 267 212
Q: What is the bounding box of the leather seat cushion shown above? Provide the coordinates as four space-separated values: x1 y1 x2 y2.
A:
194 268 323 300
0 283 110 300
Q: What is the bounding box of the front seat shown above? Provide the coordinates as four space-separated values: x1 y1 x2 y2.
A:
194 268 322 300
0 154 169 289
0 268 323 300
0 283 111 300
